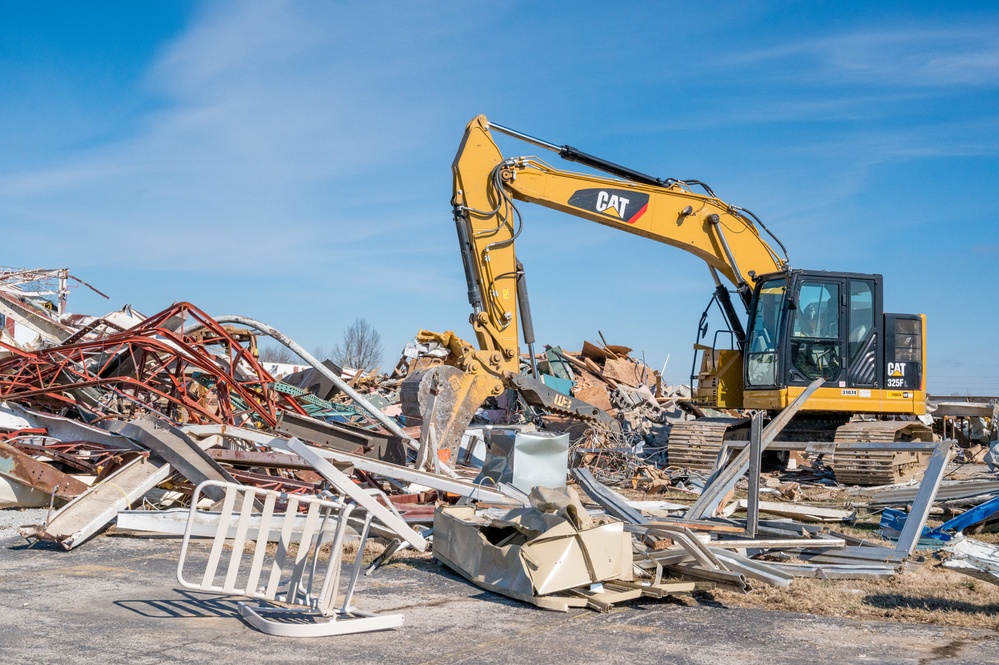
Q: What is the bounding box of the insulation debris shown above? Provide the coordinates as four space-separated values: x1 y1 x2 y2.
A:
433 487 647 612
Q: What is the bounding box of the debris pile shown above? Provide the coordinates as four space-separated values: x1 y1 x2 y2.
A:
2 268 999 635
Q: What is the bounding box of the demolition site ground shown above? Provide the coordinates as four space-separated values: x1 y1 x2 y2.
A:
3 269 999 662
2 531 998 665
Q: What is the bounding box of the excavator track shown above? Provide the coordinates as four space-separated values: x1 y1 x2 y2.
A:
667 416 934 486
829 421 934 486
667 418 748 471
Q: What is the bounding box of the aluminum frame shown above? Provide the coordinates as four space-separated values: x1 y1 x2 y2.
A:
177 480 403 637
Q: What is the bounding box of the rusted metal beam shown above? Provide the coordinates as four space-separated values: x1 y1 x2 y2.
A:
274 410 407 465
207 448 312 469
0 440 88 500
8 440 100 474
226 468 321 494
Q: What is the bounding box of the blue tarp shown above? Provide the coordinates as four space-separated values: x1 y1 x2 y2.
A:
880 494 999 544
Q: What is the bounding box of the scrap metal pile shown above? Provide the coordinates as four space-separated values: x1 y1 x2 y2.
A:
2 268 999 635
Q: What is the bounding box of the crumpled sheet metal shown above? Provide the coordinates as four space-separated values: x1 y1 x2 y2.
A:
942 537 999 586
433 487 633 611
0 440 88 502
475 429 570 494
0 475 49 507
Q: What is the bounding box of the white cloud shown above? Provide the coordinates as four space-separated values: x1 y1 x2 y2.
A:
0 2 469 276
727 28 999 88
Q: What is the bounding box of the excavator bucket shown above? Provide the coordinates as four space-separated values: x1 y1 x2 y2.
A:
401 331 619 468
400 365 499 462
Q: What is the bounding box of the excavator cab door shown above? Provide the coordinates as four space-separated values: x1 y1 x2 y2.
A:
786 277 847 384
745 270 884 392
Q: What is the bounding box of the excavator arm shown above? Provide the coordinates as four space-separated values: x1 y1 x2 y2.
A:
452 114 787 374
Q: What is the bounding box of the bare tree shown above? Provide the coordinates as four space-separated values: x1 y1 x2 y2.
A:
333 318 383 371
258 344 300 364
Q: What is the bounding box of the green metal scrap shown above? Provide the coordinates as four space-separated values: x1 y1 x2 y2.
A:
269 381 362 420
543 345 575 382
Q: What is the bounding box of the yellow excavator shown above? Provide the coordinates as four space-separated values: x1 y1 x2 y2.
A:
403 115 931 484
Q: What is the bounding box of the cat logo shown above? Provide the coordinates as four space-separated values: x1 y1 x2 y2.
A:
567 188 650 224
600 191 629 217
887 362 906 377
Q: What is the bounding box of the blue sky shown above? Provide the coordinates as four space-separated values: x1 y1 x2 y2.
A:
2 2 998 395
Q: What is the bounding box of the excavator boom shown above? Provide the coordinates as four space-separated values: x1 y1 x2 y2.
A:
453 115 786 371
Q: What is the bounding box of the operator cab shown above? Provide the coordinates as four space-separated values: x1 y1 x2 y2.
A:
744 269 923 396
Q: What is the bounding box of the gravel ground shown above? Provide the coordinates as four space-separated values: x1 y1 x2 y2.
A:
2 534 998 665
0 507 48 543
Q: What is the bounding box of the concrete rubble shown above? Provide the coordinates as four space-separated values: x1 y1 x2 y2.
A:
2 266 999 638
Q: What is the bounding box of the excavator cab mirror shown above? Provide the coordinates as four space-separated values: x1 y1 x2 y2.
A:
787 292 798 310
698 312 709 340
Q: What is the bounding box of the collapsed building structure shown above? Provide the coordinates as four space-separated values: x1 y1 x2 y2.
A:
1 266 998 636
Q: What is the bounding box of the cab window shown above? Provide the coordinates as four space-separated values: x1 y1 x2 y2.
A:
848 280 874 361
790 281 842 381
745 279 786 387
792 282 839 339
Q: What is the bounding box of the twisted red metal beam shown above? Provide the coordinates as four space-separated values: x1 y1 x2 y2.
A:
0 302 308 427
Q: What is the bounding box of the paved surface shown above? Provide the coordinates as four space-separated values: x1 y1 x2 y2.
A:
0 507 46 538
2 532 998 665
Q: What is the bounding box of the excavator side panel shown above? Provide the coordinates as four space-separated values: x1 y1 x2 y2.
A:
693 348 743 409
743 386 925 415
